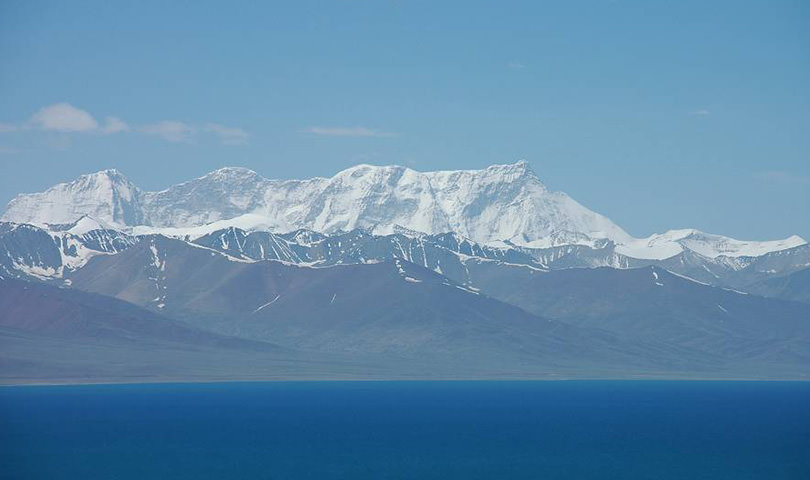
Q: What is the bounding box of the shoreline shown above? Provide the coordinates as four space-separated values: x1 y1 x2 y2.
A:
3 375 809 387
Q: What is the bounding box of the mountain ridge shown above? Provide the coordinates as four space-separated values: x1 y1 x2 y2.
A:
3 219 808 306
2 162 804 261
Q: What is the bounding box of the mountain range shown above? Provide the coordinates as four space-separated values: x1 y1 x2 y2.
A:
1 162 808 383
4 162 804 255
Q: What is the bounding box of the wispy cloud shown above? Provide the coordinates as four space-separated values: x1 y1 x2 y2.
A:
691 109 711 116
304 126 396 137
508 62 526 70
755 170 810 185
0 123 19 133
138 121 195 143
204 123 249 145
102 116 130 134
138 121 249 144
0 146 18 155
0 103 247 146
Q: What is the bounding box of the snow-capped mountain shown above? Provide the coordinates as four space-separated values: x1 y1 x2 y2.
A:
616 229 806 260
3 169 145 227
0 162 630 247
2 162 805 259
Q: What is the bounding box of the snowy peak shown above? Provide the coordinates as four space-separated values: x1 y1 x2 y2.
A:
66 215 116 235
67 169 134 196
140 168 274 228
616 229 807 260
194 166 267 186
675 231 806 259
2 162 804 261
1 169 143 227
206 166 261 177
482 159 539 182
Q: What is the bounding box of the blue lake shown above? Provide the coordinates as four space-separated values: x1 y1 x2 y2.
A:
1 381 808 479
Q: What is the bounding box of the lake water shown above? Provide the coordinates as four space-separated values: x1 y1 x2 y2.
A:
1 381 808 479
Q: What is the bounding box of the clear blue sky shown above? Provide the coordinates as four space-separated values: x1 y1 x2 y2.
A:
1 0 808 240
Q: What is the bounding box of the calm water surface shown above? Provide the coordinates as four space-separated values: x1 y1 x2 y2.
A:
1 381 808 479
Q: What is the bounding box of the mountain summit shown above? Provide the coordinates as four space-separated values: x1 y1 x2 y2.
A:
3 169 144 227
1 162 629 247
2 162 804 257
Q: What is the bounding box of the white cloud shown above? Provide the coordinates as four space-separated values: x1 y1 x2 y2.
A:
102 116 130 134
4 103 247 145
204 123 249 145
691 109 711 116
508 62 526 70
139 121 195 142
30 103 99 132
304 126 396 137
